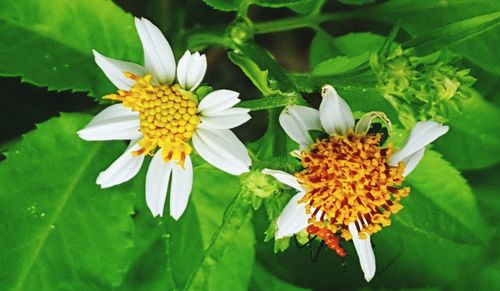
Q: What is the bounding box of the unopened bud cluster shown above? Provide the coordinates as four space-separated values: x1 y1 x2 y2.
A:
373 45 476 127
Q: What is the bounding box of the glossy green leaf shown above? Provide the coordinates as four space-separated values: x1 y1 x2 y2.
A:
309 30 385 68
339 0 375 5
405 12 500 55
250 264 310 290
254 0 314 8
0 0 142 98
0 113 135 289
433 89 500 169
187 167 256 290
403 150 486 244
238 42 297 91
290 73 398 120
288 0 325 15
201 0 241 11
365 0 500 75
312 53 370 76
228 51 279 96
120 166 255 291
240 95 293 111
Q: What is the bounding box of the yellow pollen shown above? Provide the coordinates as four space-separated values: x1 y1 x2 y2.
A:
296 133 409 241
104 73 200 166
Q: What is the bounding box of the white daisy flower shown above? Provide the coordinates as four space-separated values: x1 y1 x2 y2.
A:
78 17 251 219
263 84 448 282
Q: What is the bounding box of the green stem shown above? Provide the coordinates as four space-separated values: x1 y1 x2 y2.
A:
183 191 252 290
253 12 356 34
164 232 178 290
239 93 299 111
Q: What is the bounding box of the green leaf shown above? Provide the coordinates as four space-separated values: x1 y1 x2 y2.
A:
240 95 293 111
0 0 142 98
433 89 500 169
405 12 500 55
237 42 297 92
312 52 370 76
309 30 338 68
309 30 385 68
403 150 486 244
466 164 500 225
228 51 279 96
339 0 375 5
365 0 500 76
0 113 135 289
290 73 398 121
120 166 255 291
187 27 231 51
253 0 313 8
288 0 325 15
201 0 241 11
250 264 310 291
187 168 256 290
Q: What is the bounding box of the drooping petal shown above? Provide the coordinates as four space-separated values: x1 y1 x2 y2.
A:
279 105 321 148
197 89 240 114
348 222 376 282
354 111 392 135
135 17 176 84
192 128 250 175
319 84 355 136
390 121 449 166
170 155 194 220
402 147 425 176
176 51 207 91
77 104 141 141
262 168 305 192
146 150 174 217
275 192 309 239
93 50 145 90
96 141 145 188
198 108 251 129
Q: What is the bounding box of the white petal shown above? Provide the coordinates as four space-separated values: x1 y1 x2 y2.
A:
192 128 250 175
96 141 145 188
198 108 251 129
262 169 304 192
319 84 355 135
77 104 141 141
197 90 240 114
146 150 174 217
402 147 425 176
279 105 321 148
276 192 309 239
390 121 449 166
348 222 376 282
170 156 193 220
354 111 392 135
135 17 176 84
93 50 145 90
176 50 207 91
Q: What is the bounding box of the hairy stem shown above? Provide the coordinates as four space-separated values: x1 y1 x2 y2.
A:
183 191 252 290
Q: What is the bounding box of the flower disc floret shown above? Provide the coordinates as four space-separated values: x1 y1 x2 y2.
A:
105 73 200 166
296 133 409 240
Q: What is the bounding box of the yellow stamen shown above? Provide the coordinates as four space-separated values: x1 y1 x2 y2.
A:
296 132 409 240
105 73 200 165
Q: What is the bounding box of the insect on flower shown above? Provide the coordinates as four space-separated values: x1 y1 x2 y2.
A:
78 18 252 219
263 85 448 282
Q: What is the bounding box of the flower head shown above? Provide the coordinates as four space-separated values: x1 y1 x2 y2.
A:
263 85 448 282
78 18 251 219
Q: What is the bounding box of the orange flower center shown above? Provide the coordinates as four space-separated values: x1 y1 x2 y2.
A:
297 133 409 242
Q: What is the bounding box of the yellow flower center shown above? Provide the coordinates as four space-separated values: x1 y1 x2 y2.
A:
296 133 409 241
104 73 200 166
